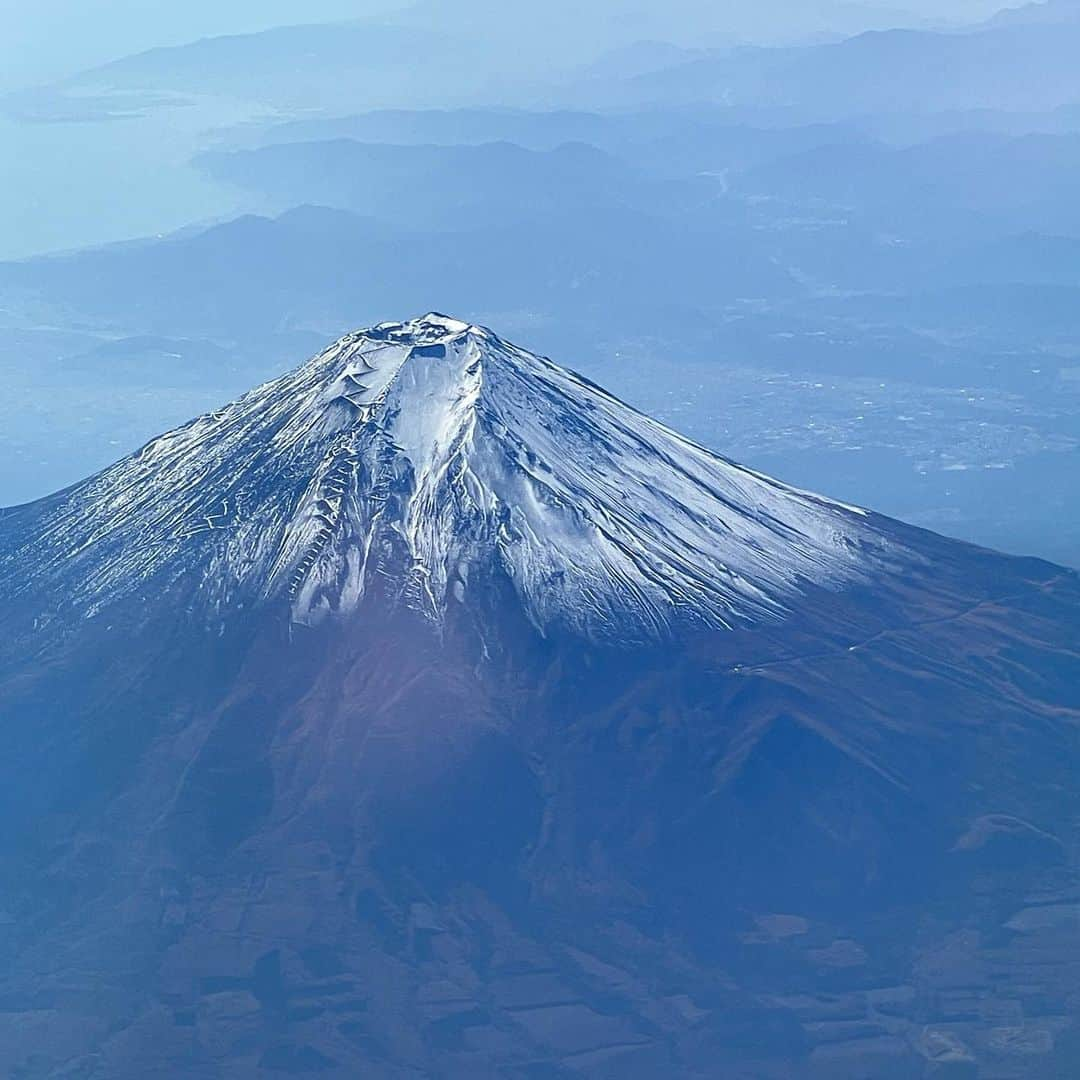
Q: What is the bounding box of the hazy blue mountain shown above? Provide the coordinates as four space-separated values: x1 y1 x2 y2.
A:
1 316 1077 1077
197 140 648 226
0 1 414 93
1 0 1004 102
242 108 620 152
399 0 1007 49
0 204 797 343
617 20 1080 115
57 21 483 112
577 39 714 79
983 0 1080 26
21 4 1039 126
239 107 870 181
737 131 1080 239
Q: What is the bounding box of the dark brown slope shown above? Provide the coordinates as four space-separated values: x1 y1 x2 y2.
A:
0 512 1078 1079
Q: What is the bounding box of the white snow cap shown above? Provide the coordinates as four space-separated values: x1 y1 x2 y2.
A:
10 314 895 640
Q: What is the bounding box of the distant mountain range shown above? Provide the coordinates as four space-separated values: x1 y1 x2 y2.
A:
15 2 1080 120
985 0 1080 26
614 17 1080 114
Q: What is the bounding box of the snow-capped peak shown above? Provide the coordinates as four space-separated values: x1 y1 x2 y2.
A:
1 315 896 640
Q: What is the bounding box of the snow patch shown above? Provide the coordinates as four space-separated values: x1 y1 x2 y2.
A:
0 314 898 641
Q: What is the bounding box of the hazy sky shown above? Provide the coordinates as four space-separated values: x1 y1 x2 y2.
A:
0 0 1016 93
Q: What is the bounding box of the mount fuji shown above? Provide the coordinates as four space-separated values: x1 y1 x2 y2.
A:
3 314 894 641
0 316 1078 1078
